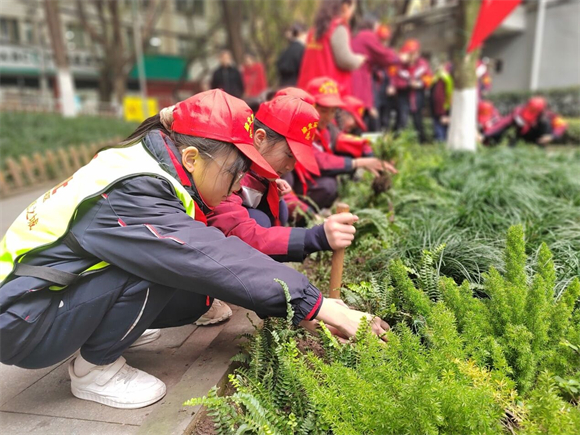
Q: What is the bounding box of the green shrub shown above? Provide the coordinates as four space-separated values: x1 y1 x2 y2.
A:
189 228 580 434
487 86 580 118
560 118 580 145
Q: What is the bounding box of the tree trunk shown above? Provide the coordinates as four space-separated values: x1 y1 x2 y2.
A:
113 72 127 110
219 0 244 65
447 0 480 152
44 0 77 117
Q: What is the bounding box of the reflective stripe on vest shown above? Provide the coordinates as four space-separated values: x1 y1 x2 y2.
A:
433 70 454 111
0 142 196 287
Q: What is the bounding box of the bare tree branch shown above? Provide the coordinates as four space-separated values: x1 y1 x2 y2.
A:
75 0 106 45
122 0 168 70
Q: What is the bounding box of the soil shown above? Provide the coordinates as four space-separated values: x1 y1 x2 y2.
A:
192 408 217 435
296 334 326 359
371 173 392 195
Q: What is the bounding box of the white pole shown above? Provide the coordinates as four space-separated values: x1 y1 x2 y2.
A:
530 0 547 91
132 0 149 119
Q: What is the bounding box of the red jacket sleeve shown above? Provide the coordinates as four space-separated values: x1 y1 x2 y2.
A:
207 194 308 262
283 191 311 216
314 147 354 176
365 34 399 68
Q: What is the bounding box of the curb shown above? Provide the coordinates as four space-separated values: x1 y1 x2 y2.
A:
136 309 260 435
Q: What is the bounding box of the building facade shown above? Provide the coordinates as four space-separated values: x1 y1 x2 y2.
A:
392 0 579 93
0 0 224 113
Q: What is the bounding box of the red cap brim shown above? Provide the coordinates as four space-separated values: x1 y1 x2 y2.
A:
233 142 278 179
315 94 346 108
350 110 367 132
286 137 320 176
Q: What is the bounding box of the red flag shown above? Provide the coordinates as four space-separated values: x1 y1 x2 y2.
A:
467 0 522 53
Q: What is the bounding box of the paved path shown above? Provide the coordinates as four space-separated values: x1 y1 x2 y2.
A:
0 306 257 435
0 186 258 434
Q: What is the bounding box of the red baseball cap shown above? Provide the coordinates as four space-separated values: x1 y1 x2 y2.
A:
273 87 315 105
256 96 321 176
306 77 346 108
376 24 391 41
172 89 277 179
401 39 420 54
342 95 367 131
478 100 494 124
521 97 547 124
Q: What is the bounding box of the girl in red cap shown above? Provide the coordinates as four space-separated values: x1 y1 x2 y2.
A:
297 0 365 95
208 95 360 268
287 77 396 211
392 39 432 143
0 90 389 410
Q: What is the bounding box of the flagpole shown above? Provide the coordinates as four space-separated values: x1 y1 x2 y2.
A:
530 0 547 91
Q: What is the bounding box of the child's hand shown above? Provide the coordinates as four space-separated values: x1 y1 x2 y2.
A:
355 157 398 177
275 179 292 195
323 213 359 250
314 298 390 342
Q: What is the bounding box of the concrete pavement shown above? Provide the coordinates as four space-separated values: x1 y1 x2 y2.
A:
0 306 257 435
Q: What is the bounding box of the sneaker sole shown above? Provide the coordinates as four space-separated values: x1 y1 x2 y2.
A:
129 330 161 348
194 312 232 326
71 384 166 409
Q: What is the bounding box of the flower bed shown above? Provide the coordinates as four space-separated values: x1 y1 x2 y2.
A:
188 136 580 434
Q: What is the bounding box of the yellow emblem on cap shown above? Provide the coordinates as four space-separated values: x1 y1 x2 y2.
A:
319 81 339 95
301 121 319 140
244 114 254 138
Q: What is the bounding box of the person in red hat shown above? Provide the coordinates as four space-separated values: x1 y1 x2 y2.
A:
350 14 399 131
477 100 501 144
273 86 316 105
0 89 390 410
297 0 365 96
482 97 568 146
336 95 374 157
392 39 432 143
286 77 396 210
208 94 360 270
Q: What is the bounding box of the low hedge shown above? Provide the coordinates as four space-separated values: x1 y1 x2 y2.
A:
0 111 138 168
488 86 580 118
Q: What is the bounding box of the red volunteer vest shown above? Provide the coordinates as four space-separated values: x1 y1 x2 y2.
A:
298 18 353 95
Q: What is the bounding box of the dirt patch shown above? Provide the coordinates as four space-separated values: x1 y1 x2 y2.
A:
192 408 217 435
371 173 391 195
296 334 326 359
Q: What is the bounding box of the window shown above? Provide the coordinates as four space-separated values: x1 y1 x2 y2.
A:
174 0 205 16
66 24 87 49
147 34 162 54
177 36 190 56
22 21 35 44
0 18 20 44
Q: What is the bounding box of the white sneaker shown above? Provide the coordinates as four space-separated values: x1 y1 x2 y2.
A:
129 329 161 348
194 299 232 326
69 356 166 409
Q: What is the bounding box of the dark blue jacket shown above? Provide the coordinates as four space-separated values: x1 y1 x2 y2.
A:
0 131 322 364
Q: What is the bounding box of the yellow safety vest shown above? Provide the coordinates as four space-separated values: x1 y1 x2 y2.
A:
0 141 196 289
433 70 454 111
